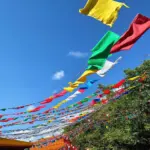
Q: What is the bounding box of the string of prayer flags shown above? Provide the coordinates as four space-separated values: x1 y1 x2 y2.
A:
64 32 121 89
64 83 79 92
0 90 67 111
68 92 98 108
111 14 150 53
87 31 120 70
79 0 128 27
0 74 145 126
40 97 54 105
40 90 67 104
0 106 89 130
64 79 98 92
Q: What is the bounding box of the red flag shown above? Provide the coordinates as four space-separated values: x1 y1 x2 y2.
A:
40 97 54 104
112 79 125 88
102 99 108 104
53 90 67 98
40 90 67 104
111 14 150 53
78 88 85 93
77 102 82 105
90 100 97 106
0 118 13 122
28 105 46 112
29 121 34 124
42 108 54 114
103 89 110 95
117 88 125 95
7 118 14 121
0 119 8 122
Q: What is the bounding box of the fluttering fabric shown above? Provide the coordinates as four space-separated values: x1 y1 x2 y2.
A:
76 70 97 83
112 79 125 88
0 75 144 119
40 90 67 104
96 56 122 77
128 76 140 81
103 89 111 95
28 105 46 113
101 99 108 104
88 31 120 70
54 80 98 109
64 78 97 93
68 92 99 109
0 31 121 112
111 14 150 53
0 74 145 132
0 84 141 135
0 106 89 129
53 100 67 109
79 0 128 27
0 90 68 111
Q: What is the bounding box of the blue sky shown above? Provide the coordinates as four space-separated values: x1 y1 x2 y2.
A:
0 0 149 132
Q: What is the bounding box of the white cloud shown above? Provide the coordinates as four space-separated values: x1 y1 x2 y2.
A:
52 70 65 80
68 51 88 58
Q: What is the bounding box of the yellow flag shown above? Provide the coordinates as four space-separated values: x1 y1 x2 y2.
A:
127 86 136 90
64 70 97 92
64 86 75 92
53 100 67 109
77 70 97 83
48 120 53 123
128 76 140 81
79 0 129 27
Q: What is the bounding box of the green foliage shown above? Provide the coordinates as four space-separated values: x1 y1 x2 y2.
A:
63 60 150 150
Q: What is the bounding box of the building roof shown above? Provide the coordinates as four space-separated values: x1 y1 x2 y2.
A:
0 138 32 150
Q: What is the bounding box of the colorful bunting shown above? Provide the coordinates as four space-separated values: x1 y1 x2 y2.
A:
53 80 98 109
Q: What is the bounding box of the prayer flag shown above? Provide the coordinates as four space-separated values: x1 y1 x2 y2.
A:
79 0 128 27
97 56 122 77
111 14 150 53
112 79 125 88
88 31 120 70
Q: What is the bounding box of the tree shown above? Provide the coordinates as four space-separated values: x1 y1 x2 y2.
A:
64 60 150 150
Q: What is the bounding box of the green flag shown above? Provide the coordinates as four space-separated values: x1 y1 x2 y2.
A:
88 31 120 70
24 118 29 122
1 108 6 111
